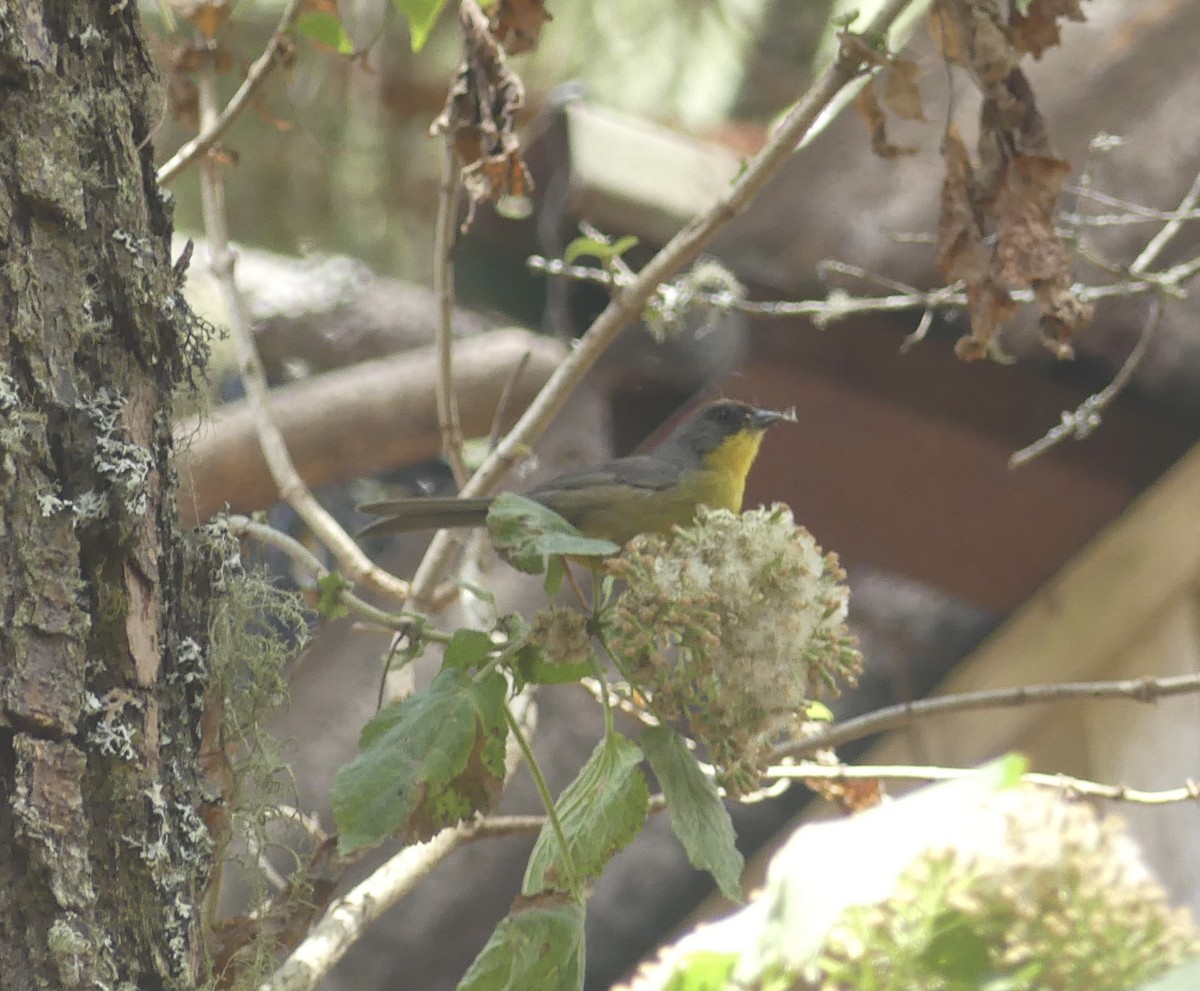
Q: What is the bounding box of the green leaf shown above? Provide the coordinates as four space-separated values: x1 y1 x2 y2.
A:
444 628 494 669
804 700 834 722
1131 959 1200 991
985 752 1028 790
332 669 508 853
457 894 585 991
563 234 639 266
641 726 744 901
512 644 592 688
294 11 354 54
522 732 649 895
544 555 565 597
663 951 739 991
454 577 497 607
314 571 353 619
487 494 619 575
394 0 448 52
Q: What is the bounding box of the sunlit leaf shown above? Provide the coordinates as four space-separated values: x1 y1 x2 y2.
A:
395 0 449 52
294 10 354 54
563 234 639 266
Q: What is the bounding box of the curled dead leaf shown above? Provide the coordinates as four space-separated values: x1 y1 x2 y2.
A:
853 83 917 160
432 1 534 231
489 0 552 56
882 58 927 122
1009 0 1088 58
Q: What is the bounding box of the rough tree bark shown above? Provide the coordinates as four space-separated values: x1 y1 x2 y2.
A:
0 2 214 987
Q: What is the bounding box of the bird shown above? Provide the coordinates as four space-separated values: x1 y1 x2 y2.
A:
357 399 785 547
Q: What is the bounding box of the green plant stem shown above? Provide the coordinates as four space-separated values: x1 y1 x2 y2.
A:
502 702 579 895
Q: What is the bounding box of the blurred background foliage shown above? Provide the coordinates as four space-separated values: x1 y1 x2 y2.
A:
146 0 836 291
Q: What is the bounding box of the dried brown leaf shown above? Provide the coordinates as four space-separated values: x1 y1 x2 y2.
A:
928 0 965 67
1036 277 1092 358
994 152 1072 286
432 1 534 230
882 58 927 122
853 83 917 160
955 283 1017 360
170 0 231 39
805 774 885 813
935 125 985 283
958 0 1020 85
1010 0 1088 58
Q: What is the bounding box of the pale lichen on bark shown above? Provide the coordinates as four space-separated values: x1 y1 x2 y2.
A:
0 1 216 987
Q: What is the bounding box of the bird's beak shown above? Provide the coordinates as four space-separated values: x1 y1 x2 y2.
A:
749 408 785 430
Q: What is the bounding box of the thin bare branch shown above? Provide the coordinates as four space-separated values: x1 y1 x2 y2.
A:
404 0 925 607
774 671 1200 762
226 515 445 638
767 762 1200 806
158 0 304 186
1008 294 1163 467
1131 167 1200 274
195 61 410 603
434 137 470 486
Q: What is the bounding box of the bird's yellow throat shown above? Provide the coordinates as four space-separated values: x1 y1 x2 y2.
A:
700 427 769 512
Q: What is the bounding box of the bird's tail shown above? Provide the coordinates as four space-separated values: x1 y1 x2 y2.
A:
357 497 494 537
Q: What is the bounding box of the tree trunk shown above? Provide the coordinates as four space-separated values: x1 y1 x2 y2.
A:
0 2 214 987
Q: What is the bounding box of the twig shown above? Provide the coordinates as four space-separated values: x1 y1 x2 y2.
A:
766 762 1200 806
226 515 446 638
1008 165 1200 466
773 671 1200 761
486 349 532 452
1008 294 1163 468
434 137 470 487
195 59 410 604
158 0 304 186
528 256 1187 322
404 0 923 607
1130 167 1200 275
263 687 541 991
260 825 469 991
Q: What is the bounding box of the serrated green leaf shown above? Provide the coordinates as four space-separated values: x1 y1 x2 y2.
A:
487 493 619 575
314 571 352 619
444 628 494 669
663 951 739 991
332 669 508 853
395 0 448 52
457 895 585 991
563 234 639 266
294 11 354 54
642 726 744 902
523 732 649 895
